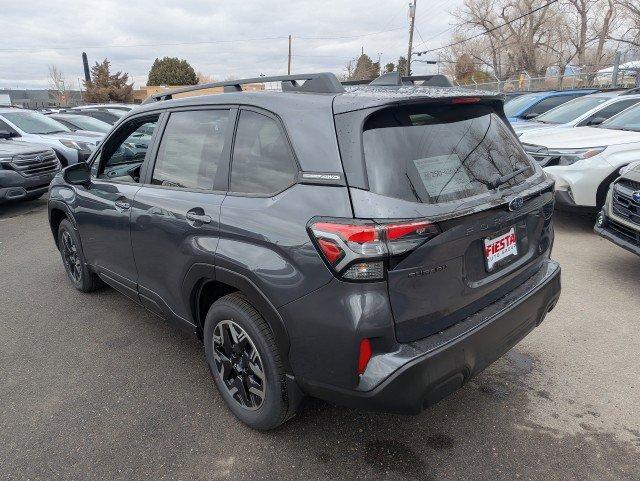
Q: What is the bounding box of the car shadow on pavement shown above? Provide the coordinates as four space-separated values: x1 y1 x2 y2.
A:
553 209 595 235
0 197 48 220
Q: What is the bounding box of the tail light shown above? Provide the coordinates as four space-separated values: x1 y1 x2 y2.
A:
309 218 439 281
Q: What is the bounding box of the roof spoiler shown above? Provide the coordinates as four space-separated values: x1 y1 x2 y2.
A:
342 72 453 88
142 72 345 104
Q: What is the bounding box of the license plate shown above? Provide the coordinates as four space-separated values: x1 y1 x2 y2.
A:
484 227 518 271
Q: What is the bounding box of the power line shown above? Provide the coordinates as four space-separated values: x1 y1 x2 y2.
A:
414 0 559 56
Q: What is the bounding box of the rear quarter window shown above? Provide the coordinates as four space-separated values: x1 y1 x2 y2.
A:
362 104 534 204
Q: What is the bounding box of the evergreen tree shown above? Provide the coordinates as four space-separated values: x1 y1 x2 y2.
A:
147 57 198 86
83 59 133 103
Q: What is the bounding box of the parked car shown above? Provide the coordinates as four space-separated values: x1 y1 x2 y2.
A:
0 108 101 166
595 161 640 256
512 91 640 136
59 108 122 126
504 89 599 124
49 113 112 134
71 103 134 117
521 102 640 212
0 134 60 203
48 73 560 430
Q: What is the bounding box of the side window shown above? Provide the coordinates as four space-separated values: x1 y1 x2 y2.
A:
230 110 298 195
98 115 159 183
0 118 17 134
151 109 230 190
526 95 577 117
581 99 640 125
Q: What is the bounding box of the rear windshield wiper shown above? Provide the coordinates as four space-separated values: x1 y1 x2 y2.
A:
490 165 532 189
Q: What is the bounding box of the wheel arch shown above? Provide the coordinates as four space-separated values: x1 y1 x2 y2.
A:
48 200 76 249
596 167 625 208
185 263 293 373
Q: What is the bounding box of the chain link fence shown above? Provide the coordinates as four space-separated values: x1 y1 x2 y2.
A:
454 68 639 93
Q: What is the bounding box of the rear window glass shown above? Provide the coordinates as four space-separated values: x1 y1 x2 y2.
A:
362 104 534 204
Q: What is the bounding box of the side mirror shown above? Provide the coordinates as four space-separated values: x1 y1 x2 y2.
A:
521 112 539 120
0 130 17 140
63 162 91 186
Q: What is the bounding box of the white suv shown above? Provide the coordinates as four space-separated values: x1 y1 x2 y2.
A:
521 103 640 213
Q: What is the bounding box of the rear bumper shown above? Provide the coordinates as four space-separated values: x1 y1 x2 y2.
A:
303 260 561 414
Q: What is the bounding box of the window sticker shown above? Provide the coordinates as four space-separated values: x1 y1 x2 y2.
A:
412 154 472 197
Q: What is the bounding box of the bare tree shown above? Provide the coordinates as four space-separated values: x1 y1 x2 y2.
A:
196 71 217 84
610 0 640 48
48 65 67 105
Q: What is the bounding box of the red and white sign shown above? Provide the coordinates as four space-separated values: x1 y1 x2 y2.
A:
484 227 518 271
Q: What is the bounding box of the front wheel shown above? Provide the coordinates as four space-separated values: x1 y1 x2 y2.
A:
57 219 101 292
203 293 298 430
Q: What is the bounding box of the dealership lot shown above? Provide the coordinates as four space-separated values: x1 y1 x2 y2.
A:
1 200 639 481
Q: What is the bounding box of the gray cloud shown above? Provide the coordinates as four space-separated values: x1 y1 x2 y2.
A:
0 0 461 88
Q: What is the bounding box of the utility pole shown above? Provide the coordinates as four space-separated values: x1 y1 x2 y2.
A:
288 35 292 75
611 51 621 88
406 0 417 76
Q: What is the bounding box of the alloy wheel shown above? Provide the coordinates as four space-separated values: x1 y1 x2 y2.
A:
61 231 82 283
212 320 266 410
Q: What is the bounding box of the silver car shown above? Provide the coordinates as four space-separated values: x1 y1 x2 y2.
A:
0 108 102 165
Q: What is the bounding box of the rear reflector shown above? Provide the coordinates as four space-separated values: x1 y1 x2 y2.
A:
357 338 372 375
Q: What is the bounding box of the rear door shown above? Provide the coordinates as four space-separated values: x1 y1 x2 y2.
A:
131 107 234 326
339 101 554 342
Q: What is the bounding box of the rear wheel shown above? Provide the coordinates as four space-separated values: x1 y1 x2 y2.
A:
57 219 101 292
203 293 296 430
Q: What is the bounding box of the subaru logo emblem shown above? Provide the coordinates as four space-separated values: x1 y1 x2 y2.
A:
633 191 640 203
508 197 524 211
35 155 43 162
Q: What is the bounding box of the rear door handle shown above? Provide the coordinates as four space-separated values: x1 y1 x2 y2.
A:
114 199 130 211
186 210 212 224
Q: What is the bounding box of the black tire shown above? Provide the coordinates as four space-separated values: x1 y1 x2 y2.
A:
57 218 101 292
203 293 295 430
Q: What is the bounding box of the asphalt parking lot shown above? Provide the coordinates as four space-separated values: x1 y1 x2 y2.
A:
1 198 639 481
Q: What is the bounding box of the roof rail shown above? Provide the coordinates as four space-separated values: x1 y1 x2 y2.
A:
342 72 453 88
142 72 345 104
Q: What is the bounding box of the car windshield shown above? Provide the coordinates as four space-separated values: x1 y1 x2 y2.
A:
2 111 70 134
362 104 535 204
535 96 610 124
503 93 542 117
60 115 111 133
599 104 640 132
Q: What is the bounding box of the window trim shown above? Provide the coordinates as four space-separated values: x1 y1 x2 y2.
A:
91 111 164 186
226 106 301 198
576 98 640 127
141 105 237 195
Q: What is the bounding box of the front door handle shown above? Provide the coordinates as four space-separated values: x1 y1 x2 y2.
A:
114 199 131 211
186 210 212 224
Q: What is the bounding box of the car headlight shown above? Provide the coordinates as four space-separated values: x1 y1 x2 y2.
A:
59 139 94 151
553 146 607 166
620 161 640 176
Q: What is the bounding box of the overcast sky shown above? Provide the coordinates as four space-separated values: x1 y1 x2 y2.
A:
0 0 463 89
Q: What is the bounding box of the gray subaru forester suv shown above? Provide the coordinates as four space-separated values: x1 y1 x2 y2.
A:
48 73 561 429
